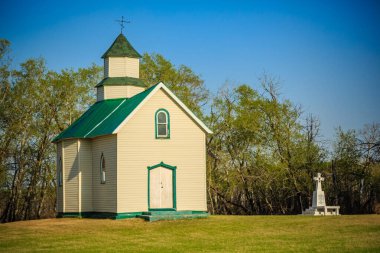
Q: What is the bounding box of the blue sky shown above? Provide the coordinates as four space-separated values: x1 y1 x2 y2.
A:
1 0 379 144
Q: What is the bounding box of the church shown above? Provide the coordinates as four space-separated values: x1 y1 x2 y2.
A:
53 33 212 221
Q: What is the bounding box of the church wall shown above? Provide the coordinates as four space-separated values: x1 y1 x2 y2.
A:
107 57 139 78
117 88 207 213
104 86 145 100
96 86 104 101
127 86 145 97
79 139 93 212
56 142 63 212
63 139 79 212
92 135 117 213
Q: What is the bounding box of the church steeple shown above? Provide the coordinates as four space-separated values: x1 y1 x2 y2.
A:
96 34 146 101
102 33 141 59
102 34 141 79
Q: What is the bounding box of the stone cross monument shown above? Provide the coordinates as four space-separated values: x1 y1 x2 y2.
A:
312 173 326 208
302 173 340 216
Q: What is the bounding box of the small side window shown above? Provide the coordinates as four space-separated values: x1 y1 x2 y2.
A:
100 154 106 184
58 157 63 187
155 109 170 139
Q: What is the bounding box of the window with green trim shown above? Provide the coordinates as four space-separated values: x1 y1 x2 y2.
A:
155 109 170 139
58 157 63 187
100 153 106 184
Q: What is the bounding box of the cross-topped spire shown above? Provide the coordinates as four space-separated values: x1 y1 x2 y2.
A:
116 16 130 34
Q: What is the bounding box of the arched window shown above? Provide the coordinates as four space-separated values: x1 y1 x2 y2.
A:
100 154 106 184
155 109 170 139
58 157 63 187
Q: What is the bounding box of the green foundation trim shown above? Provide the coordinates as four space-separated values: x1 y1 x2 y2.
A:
57 212 143 220
114 212 143 220
148 208 176 211
138 210 209 222
142 210 208 215
190 210 209 214
57 211 209 222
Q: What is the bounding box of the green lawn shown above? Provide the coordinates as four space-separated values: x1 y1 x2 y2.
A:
1 215 379 252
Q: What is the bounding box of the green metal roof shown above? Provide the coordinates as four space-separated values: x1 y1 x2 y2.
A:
96 77 146 88
52 84 157 142
102 33 142 59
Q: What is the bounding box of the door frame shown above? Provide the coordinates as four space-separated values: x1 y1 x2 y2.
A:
147 162 177 211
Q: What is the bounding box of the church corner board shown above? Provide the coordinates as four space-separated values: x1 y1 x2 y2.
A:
53 32 212 221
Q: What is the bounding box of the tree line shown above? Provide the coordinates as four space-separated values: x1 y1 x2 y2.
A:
1 39 379 222
205 81 379 215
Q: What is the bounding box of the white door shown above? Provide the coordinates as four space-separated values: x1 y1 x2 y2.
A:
150 167 173 209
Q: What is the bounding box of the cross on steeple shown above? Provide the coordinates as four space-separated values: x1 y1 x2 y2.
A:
116 16 130 34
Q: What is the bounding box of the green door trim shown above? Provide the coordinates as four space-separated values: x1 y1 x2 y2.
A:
148 161 177 211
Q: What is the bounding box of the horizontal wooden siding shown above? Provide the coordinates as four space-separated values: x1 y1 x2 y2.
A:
117 89 207 212
92 135 117 212
63 139 79 212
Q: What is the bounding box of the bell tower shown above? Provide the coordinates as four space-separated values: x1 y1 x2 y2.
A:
96 33 146 101
102 33 141 78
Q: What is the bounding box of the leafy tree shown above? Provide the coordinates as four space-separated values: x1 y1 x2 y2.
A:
331 124 380 213
206 75 326 215
140 53 209 118
331 128 363 213
0 39 12 188
0 40 101 222
359 123 380 213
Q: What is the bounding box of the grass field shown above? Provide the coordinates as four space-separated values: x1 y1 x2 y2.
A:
0 215 379 252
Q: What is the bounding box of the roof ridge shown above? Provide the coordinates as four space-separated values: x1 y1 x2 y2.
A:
52 82 212 143
52 84 158 143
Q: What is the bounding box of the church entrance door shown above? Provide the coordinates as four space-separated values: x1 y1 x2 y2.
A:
148 163 177 210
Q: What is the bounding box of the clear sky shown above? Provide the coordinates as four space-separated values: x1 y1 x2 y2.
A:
1 0 379 144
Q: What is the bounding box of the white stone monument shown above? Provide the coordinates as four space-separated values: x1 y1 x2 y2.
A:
302 173 340 216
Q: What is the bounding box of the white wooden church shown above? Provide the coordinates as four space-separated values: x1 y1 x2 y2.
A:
53 33 212 221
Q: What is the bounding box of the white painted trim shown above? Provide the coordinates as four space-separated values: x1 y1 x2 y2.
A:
113 82 213 134
84 99 127 138
78 140 81 213
62 141 65 213
112 84 162 133
159 83 213 134
56 144 60 212
203 134 207 209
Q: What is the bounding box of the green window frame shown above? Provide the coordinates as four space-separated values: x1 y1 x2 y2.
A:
58 157 63 187
100 153 106 184
155 109 170 139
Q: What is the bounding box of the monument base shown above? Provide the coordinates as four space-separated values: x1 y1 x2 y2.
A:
302 206 340 216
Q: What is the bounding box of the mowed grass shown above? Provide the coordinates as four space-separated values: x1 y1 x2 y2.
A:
0 215 379 252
